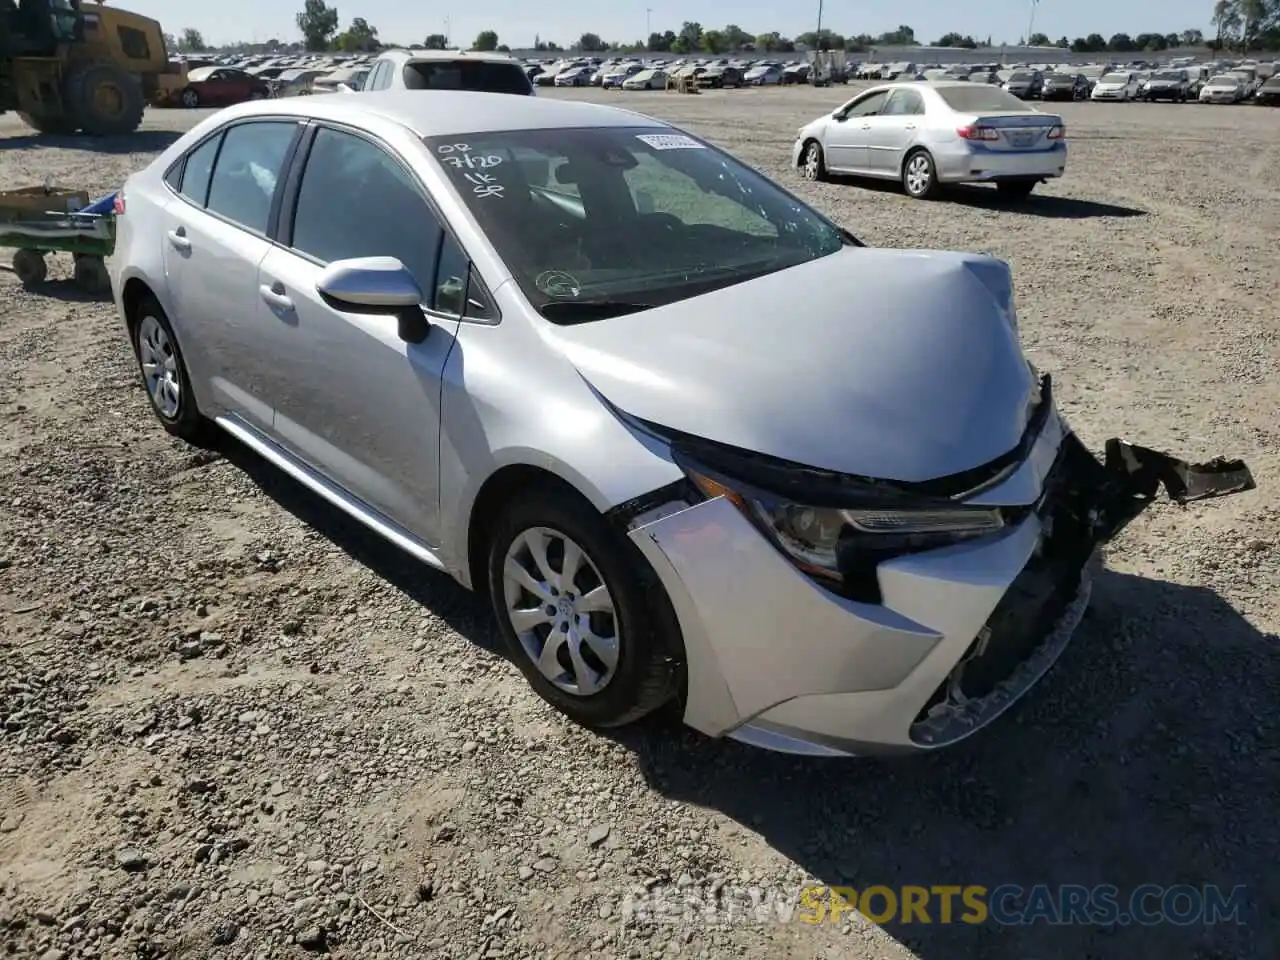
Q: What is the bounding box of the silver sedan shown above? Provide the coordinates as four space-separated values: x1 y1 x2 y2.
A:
794 80 1068 199
107 91 1251 757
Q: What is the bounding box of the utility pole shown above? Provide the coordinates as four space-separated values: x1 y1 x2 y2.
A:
646 7 652 40
1027 0 1040 45
816 0 824 46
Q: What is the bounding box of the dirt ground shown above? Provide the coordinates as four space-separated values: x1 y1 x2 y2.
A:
1 86 1276 960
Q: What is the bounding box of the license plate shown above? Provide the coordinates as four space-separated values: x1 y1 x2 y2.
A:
1011 131 1034 147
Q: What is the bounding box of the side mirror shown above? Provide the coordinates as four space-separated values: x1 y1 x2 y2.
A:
316 256 429 344
832 109 847 121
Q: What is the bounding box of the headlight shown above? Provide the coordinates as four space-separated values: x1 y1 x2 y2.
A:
677 456 1008 593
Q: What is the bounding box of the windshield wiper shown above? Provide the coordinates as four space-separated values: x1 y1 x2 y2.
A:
540 300 656 323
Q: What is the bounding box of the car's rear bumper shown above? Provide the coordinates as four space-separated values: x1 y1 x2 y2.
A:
936 142 1068 183
625 413 1253 757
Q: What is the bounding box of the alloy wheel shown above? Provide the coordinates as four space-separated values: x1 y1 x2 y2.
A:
905 153 933 196
803 143 822 180
502 526 619 697
137 314 181 419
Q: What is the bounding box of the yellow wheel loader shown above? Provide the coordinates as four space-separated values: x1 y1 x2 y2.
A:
0 0 168 135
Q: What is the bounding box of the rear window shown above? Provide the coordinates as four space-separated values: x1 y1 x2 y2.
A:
935 85 1031 113
404 59 533 95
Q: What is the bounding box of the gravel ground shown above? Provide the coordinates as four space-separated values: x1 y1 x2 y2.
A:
1 87 1276 960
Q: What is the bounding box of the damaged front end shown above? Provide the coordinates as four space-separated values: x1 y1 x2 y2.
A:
615 375 1255 753
910 430 1254 747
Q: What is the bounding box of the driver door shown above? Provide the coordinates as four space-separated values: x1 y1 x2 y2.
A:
824 90 888 173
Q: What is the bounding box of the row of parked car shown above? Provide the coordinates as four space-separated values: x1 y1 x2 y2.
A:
532 57 840 90
1003 64 1279 104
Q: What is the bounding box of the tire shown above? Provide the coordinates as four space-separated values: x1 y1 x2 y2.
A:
73 254 111 297
486 484 682 729
997 179 1037 199
128 296 219 447
180 87 200 108
12 249 46 287
902 149 939 199
64 60 145 136
801 140 827 181
17 112 77 135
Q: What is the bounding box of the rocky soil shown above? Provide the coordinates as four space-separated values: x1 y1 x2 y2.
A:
0 89 1276 960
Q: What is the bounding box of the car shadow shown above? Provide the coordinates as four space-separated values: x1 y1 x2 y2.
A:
196 437 1274 958
944 185 1148 218
2 276 113 302
604 570 1275 959
0 130 183 154
214 436 502 656
832 175 1147 218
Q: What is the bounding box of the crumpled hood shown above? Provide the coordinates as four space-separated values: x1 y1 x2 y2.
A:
546 247 1040 483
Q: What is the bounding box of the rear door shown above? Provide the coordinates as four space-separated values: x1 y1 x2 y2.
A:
160 119 303 430
865 87 924 173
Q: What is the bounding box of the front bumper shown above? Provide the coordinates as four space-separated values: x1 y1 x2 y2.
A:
626 415 1253 756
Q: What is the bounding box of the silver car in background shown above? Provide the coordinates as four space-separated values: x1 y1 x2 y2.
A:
106 92 1253 758
794 81 1067 200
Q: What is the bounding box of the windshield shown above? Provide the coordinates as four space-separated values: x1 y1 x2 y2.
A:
1009 72 1033 81
935 85 1032 112
1209 75 1235 84
1046 73 1073 81
1100 73 1128 82
425 127 848 321
404 60 533 95
1153 71 1184 80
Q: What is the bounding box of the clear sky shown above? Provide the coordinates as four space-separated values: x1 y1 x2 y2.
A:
124 0 1218 49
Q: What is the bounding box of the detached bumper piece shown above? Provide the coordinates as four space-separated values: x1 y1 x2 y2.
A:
911 434 1254 748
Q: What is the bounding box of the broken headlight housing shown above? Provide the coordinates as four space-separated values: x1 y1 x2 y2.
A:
675 453 1014 602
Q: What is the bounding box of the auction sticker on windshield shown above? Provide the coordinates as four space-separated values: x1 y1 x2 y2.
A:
636 134 704 151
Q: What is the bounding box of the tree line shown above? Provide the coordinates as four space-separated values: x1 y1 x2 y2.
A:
169 0 1280 55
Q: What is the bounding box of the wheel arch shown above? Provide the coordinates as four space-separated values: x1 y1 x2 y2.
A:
465 463 591 594
120 275 157 332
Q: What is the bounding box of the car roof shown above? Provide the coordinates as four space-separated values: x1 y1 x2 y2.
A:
378 48 521 65
215 90 669 138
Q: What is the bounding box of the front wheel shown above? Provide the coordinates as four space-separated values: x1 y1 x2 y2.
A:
180 87 200 108
902 149 938 199
801 140 827 181
487 485 681 729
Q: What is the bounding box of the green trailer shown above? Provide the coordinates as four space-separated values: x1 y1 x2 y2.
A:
0 184 116 295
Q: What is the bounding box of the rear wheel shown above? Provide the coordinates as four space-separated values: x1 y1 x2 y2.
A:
487 485 682 729
64 60 145 136
129 296 219 447
902 149 938 199
180 87 200 108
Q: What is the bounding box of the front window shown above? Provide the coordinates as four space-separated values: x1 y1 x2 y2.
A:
1100 73 1128 83
425 127 848 322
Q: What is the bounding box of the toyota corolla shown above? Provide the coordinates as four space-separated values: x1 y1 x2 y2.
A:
107 91 1254 757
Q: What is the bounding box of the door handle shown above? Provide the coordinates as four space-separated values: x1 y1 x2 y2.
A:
166 228 190 251
259 281 293 312
905 124 916 130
